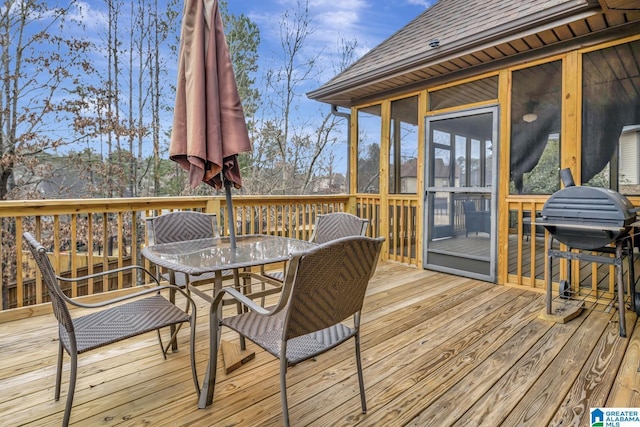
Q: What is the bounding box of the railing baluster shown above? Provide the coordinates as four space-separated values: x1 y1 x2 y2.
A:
3 195 358 310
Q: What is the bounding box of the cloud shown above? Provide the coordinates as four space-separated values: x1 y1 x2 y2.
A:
71 1 109 32
244 0 432 101
250 0 371 48
406 0 436 6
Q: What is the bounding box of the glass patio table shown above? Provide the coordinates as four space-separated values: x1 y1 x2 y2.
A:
141 234 317 407
142 234 316 301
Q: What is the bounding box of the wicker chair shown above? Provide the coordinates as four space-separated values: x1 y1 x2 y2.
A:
461 200 491 236
263 212 369 282
309 212 370 243
202 235 384 426
23 232 198 427
146 211 236 352
145 211 228 291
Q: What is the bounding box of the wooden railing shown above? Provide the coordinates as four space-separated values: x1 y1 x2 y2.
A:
2 194 384 311
505 197 551 290
505 195 640 295
356 194 420 266
386 195 420 265
10 191 636 313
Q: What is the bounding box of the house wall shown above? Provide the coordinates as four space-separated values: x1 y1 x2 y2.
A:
350 33 640 289
620 128 640 192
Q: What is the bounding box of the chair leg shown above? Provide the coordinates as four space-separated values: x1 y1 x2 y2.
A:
159 273 193 357
169 279 179 353
279 356 290 427
233 270 247 350
161 271 192 355
198 315 221 408
62 350 78 427
55 341 63 401
157 330 168 360
355 332 367 414
189 316 199 394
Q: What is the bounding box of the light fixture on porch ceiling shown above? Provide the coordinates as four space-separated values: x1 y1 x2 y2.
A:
522 100 538 123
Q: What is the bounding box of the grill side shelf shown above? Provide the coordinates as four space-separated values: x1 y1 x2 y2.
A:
535 220 627 232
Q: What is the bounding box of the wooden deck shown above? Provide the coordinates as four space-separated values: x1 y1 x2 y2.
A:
2 262 640 426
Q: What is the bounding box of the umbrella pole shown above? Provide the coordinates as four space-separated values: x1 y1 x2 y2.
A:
221 175 255 372
224 177 236 249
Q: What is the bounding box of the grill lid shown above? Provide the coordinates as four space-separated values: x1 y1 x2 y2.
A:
536 168 638 250
541 185 636 226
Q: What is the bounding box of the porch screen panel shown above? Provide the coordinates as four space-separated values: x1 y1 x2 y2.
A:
390 96 418 194
357 105 382 193
429 76 498 111
509 61 562 195
581 40 640 194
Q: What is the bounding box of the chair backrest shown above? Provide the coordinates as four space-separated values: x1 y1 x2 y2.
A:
23 232 74 334
146 211 219 246
309 212 369 244
282 236 384 341
462 201 477 213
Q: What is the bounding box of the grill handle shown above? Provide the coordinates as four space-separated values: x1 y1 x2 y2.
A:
560 168 575 187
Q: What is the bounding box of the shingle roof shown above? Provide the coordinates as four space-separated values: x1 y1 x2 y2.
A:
308 0 597 104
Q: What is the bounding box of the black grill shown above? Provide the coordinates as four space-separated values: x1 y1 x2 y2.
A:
535 169 639 337
538 185 637 250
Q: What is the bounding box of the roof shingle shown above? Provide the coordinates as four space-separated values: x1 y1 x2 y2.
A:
309 0 594 103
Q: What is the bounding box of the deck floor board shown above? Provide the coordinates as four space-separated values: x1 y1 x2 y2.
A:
1 262 639 426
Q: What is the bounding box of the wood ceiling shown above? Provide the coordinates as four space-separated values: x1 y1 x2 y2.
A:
319 10 640 107
598 0 640 13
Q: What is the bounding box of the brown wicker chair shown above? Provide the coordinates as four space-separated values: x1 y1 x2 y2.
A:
145 211 229 291
23 232 198 427
309 212 370 243
146 211 235 352
263 212 370 282
201 235 384 426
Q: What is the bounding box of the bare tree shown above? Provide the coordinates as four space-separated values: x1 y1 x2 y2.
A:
0 0 94 307
246 4 357 196
0 0 93 200
263 0 318 194
67 0 179 198
149 0 179 196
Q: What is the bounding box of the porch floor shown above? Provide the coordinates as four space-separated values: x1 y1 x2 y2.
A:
2 262 640 426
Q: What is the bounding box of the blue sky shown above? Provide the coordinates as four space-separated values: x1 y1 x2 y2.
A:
64 0 435 173
226 0 435 90
72 0 434 114
227 0 435 175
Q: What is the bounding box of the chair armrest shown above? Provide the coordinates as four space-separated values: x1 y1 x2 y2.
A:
57 264 159 285
211 287 271 316
56 265 197 315
66 284 194 310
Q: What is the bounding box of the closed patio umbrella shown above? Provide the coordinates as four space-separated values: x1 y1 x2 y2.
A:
170 0 251 248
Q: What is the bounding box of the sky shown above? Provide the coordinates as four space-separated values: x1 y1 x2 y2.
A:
225 0 435 92
222 0 437 175
72 0 435 120
64 0 436 173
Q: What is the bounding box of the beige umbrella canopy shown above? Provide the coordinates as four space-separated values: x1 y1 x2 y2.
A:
170 0 251 190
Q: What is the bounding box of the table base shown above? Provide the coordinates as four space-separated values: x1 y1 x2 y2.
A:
221 340 255 374
188 269 280 375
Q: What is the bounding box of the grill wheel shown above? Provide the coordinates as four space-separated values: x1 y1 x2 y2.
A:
559 280 571 299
